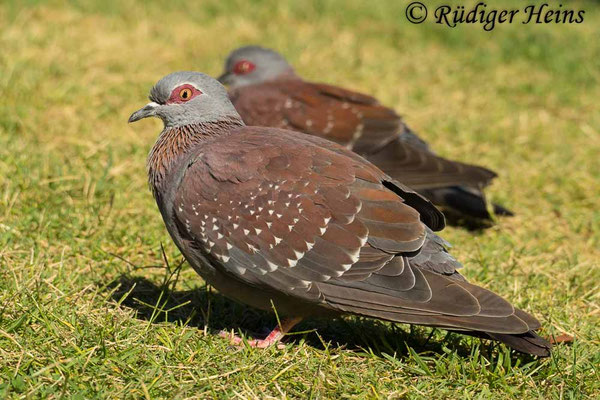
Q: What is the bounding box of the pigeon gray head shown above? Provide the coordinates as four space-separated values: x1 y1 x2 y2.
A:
218 46 295 88
129 71 241 128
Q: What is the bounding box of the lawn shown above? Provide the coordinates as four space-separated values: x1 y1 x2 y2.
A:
0 0 599 398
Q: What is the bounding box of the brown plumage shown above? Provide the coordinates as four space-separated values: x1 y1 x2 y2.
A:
219 46 513 221
129 72 549 356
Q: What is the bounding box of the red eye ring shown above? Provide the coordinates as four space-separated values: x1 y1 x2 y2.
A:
233 60 255 75
167 84 202 104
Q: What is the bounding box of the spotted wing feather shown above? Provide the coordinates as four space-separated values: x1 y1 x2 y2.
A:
229 80 498 191
172 127 544 344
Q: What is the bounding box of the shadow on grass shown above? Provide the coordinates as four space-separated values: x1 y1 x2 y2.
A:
106 274 538 363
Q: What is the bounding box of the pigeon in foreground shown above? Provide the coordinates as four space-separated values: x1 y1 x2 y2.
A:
218 46 513 222
128 71 550 356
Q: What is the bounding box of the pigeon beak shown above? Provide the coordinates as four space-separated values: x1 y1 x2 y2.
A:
128 102 159 123
217 72 233 85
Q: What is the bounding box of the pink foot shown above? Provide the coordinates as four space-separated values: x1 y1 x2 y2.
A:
219 317 302 349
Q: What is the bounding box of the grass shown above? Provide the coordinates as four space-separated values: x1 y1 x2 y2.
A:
0 0 599 398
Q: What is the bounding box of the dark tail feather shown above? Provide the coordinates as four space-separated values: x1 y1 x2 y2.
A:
491 202 514 217
420 186 514 220
485 331 552 357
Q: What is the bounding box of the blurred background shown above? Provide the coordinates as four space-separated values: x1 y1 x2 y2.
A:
1 0 598 398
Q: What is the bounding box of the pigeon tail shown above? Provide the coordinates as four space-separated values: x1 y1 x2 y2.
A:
420 186 514 220
485 331 551 357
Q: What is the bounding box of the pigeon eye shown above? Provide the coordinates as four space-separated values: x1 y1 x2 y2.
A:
233 60 255 75
179 88 193 101
167 85 201 104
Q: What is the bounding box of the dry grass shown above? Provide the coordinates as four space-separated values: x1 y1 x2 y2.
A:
1 0 599 398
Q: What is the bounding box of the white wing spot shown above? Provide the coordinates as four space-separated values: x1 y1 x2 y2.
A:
340 263 353 271
266 260 278 272
358 234 368 247
348 248 360 263
293 250 304 260
232 265 246 275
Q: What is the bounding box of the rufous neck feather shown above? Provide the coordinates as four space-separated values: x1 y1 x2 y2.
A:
147 118 243 194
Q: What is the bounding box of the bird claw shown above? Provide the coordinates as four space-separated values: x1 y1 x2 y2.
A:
218 329 286 349
218 317 302 349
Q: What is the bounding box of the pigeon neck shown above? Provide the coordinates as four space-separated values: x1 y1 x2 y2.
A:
147 117 243 194
271 69 299 82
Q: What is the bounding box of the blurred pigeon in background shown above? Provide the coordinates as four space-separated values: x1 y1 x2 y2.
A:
128 71 549 356
218 46 513 223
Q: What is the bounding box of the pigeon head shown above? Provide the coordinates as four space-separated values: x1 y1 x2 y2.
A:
218 46 295 88
129 71 240 128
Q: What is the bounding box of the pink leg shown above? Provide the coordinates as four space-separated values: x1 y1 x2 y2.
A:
219 317 302 349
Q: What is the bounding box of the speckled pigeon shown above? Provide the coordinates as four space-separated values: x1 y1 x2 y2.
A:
218 46 513 221
128 71 550 356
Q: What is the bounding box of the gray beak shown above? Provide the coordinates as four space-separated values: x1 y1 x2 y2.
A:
217 72 233 85
128 102 159 123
